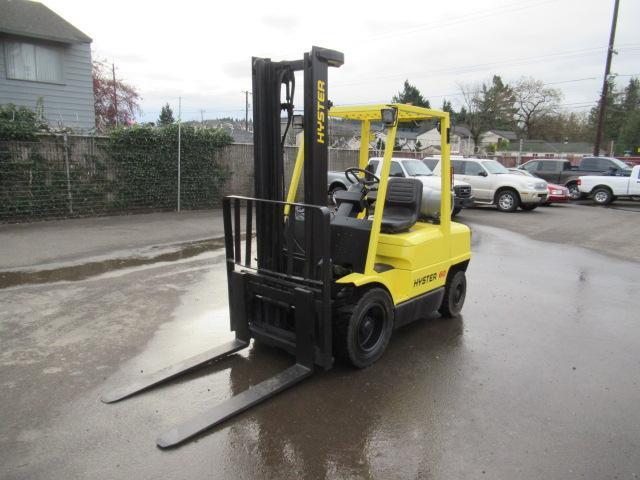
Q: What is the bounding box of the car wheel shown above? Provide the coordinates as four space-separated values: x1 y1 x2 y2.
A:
567 183 581 200
328 185 346 206
592 187 612 205
333 288 394 368
452 207 462 218
439 270 467 317
495 189 519 212
520 204 538 211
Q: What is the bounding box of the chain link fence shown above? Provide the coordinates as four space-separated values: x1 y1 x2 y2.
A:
0 135 369 223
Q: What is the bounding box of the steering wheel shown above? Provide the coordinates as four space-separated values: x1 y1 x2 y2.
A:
345 167 380 186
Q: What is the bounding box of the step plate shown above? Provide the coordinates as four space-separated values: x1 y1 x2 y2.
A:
101 339 249 403
156 363 312 448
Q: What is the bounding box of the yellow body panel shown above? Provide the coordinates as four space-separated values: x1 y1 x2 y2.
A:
336 221 471 304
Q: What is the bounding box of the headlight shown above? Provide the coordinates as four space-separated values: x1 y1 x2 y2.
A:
526 182 536 189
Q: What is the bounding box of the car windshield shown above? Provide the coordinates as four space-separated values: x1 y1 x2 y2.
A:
509 169 533 177
482 160 510 174
402 159 432 176
610 158 632 170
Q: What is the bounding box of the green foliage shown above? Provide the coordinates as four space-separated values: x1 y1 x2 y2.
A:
392 80 430 108
1 124 233 221
589 78 640 154
158 103 175 126
0 103 49 141
105 125 232 210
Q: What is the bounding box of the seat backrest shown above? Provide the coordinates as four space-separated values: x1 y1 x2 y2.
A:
380 178 423 234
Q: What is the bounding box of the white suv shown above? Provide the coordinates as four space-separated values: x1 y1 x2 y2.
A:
431 158 548 212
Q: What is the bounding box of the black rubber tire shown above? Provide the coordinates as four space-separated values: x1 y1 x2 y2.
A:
495 189 520 212
567 182 581 200
328 185 346 206
438 270 467 317
592 187 612 205
520 204 538 211
452 207 462 218
333 288 394 368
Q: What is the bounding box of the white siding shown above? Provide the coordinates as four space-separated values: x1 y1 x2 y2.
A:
0 37 94 131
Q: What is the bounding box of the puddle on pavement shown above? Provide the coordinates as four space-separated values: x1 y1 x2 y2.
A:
0 237 227 289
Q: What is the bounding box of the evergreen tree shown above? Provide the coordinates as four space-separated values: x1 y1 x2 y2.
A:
158 103 175 126
392 80 430 108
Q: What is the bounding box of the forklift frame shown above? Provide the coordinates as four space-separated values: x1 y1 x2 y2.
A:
102 47 467 449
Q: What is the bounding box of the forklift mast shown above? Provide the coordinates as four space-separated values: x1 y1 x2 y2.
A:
252 47 343 270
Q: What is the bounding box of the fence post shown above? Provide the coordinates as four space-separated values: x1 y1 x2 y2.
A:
63 133 73 214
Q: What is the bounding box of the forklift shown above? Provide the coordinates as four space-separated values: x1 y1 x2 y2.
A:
102 46 471 448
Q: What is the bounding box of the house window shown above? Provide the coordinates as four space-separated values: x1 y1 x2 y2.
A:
4 40 64 83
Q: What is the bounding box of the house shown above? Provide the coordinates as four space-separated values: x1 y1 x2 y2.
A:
0 0 94 131
495 140 594 158
480 129 518 147
417 125 474 155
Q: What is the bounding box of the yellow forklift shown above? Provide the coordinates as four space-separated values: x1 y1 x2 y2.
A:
102 46 471 448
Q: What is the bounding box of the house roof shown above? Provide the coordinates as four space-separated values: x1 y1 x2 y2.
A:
0 0 92 43
487 129 518 141
520 140 593 154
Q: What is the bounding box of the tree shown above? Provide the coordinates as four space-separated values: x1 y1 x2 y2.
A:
392 80 430 108
158 103 175 126
458 82 485 151
93 59 141 129
588 77 640 154
513 77 562 139
478 75 517 131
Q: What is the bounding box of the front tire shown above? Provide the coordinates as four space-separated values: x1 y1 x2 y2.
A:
592 187 612 205
439 270 467 317
495 189 520 212
452 207 462 218
567 182 582 200
334 288 394 368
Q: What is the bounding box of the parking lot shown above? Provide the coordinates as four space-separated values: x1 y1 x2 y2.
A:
1 203 639 480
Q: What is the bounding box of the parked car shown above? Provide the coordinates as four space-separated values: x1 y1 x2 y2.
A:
507 168 569 204
577 164 640 205
519 157 632 200
431 158 548 212
327 157 474 219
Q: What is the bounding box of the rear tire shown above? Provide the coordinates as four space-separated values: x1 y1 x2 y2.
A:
334 288 394 368
592 187 612 205
439 270 467 317
495 189 520 212
520 204 538 211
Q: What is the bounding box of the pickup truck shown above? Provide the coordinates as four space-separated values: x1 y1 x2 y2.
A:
328 157 475 218
577 165 640 205
519 157 632 200
431 157 548 212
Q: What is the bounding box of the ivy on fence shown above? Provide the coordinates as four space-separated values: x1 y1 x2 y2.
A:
0 123 232 222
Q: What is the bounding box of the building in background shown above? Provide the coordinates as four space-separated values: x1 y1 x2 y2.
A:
0 0 94 131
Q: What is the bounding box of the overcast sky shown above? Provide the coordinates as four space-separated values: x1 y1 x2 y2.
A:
47 0 640 122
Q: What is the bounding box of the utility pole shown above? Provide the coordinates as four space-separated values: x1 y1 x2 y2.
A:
242 90 251 130
177 96 182 212
593 0 620 156
112 62 118 126
200 109 205 125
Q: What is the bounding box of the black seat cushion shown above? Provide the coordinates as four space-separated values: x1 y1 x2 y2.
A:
381 178 423 233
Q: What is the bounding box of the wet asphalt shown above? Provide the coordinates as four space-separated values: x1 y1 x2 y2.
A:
1 206 639 479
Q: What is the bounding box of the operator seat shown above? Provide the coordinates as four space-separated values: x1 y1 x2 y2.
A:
380 178 423 233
